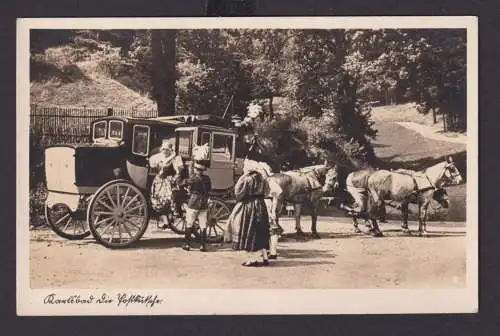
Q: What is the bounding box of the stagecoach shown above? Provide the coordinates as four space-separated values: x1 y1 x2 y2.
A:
44 114 244 248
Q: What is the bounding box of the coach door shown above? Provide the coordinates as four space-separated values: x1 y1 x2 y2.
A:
205 131 235 190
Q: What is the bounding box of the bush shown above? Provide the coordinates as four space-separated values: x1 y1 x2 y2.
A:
96 54 125 78
72 36 102 52
30 183 47 227
60 64 87 83
30 54 87 83
30 55 61 82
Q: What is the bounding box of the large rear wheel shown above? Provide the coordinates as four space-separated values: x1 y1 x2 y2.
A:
87 180 149 248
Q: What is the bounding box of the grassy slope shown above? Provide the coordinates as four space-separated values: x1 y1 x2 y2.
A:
30 48 156 110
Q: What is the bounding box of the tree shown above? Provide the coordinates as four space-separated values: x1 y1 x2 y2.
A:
176 29 251 116
151 30 177 116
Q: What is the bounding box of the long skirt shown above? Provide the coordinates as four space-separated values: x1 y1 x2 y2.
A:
229 197 270 252
150 175 174 212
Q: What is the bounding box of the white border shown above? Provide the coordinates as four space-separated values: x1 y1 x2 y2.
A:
17 17 478 315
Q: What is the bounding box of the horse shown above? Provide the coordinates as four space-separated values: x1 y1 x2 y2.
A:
263 163 337 239
339 168 380 234
242 133 337 238
388 156 463 233
367 156 463 236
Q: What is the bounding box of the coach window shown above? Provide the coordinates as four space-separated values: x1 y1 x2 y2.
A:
92 121 107 141
132 125 150 156
212 133 234 161
177 130 193 158
109 120 124 141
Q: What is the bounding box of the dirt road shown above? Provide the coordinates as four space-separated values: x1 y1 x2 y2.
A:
30 217 466 289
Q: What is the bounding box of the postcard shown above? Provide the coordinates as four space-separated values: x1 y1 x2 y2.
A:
18 16 478 315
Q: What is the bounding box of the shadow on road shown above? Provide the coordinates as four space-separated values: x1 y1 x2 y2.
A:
278 248 336 260
277 229 465 242
267 259 336 268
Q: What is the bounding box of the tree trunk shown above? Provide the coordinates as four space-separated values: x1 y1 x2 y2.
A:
443 109 447 132
432 103 437 124
268 96 274 120
151 30 176 116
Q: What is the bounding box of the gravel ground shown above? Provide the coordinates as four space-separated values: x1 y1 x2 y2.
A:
30 216 466 289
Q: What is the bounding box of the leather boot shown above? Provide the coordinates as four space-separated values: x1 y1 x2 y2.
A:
199 228 207 252
182 227 192 251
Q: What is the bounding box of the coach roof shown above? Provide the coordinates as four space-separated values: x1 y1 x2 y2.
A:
93 114 231 127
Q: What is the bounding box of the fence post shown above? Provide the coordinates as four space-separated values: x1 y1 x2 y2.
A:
107 107 113 116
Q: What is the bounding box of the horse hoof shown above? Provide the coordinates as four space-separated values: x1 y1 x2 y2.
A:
311 232 321 239
372 231 384 237
354 228 362 234
296 230 305 237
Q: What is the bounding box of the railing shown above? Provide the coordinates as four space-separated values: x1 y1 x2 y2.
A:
30 105 158 144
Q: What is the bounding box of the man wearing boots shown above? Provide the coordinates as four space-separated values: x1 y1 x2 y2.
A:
181 159 212 252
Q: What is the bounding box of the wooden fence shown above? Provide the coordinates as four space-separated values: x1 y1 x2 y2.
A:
30 105 158 144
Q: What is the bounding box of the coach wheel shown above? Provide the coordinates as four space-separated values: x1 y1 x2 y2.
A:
193 198 231 244
87 180 149 248
45 202 90 240
168 212 187 235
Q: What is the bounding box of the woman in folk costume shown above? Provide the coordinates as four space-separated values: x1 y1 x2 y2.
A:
149 140 183 227
227 159 273 267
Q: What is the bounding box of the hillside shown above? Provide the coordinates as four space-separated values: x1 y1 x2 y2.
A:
30 45 157 110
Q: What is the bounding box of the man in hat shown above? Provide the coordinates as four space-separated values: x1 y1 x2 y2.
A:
180 159 212 252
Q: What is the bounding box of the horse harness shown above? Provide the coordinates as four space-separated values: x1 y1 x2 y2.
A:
394 170 437 195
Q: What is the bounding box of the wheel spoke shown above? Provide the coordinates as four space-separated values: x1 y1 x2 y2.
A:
124 217 141 230
94 216 113 227
125 203 145 214
94 211 114 216
116 185 121 207
118 222 123 243
79 219 87 233
55 213 70 226
217 210 230 220
123 193 139 209
213 205 224 217
105 191 117 208
122 221 134 239
99 219 115 237
62 216 72 232
121 186 130 207
97 199 115 212
108 224 118 244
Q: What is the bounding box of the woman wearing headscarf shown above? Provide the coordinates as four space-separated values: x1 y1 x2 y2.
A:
227 159 272 267
149 140 180 227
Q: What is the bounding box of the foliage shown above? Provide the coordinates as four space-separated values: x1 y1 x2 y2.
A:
176 29 251 117
30 28 467 169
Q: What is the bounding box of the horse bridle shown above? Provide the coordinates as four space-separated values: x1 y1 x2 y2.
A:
441 162 461 184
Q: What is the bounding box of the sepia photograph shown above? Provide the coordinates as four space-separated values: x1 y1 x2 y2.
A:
17 17 477 315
